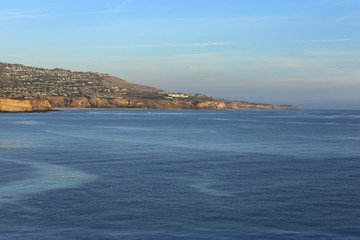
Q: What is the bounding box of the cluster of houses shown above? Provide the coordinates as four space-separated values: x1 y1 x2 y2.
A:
0 63 123 98
0 63 207 101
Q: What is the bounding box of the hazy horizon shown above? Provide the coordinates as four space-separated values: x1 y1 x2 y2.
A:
1 0 359 109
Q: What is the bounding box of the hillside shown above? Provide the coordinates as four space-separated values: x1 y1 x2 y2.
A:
0 62 298 111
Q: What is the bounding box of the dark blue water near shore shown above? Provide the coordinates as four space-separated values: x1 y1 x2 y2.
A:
1 109 360 239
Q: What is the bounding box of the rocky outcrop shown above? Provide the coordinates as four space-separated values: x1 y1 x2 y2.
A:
223 101 296 110
29 99 52 111
0 98 52 112
195 101 227 109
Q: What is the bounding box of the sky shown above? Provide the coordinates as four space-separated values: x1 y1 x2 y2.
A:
1 0 359 109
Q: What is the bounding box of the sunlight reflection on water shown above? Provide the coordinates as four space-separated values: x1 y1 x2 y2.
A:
0 160 94 203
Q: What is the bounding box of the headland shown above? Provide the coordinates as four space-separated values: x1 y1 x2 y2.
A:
0 62 298 112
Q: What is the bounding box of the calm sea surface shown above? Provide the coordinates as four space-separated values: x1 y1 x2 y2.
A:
0 109 359 239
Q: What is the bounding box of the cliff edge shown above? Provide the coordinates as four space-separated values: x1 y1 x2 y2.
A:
0 98 52 113
38 96 297 110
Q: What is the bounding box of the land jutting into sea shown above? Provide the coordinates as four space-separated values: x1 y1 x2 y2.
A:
0 62 298 112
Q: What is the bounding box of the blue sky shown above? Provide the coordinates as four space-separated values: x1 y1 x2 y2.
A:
1 0 359 109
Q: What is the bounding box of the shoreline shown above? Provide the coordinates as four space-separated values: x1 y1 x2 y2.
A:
1 107 301 113
53 107 299 111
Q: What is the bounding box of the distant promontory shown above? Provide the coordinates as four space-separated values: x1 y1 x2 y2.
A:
0 62 298 112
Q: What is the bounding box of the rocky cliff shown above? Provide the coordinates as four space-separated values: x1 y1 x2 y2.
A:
34 96 296 110
0 98 52 113
0 96 298 112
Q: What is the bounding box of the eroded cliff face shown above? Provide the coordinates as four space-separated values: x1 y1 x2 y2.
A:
195 101 227 109
0 98 52 112
223 101 293 110
0 96 298 112
29 99 52 111
39 96 298 110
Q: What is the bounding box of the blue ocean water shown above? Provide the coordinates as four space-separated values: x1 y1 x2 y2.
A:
0 109 360 239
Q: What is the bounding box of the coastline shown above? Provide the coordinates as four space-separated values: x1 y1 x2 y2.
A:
52 107 299 111
0 97 299 113
1 107 300 113
0 110 56 114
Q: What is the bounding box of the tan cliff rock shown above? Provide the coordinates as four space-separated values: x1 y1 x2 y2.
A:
195 101 227 109
0 98 52 112
1 96 298 112
38 96 297 110
29 99 52 111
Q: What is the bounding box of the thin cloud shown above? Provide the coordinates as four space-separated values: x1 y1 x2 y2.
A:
309 39 350 43
98 42 235 49
303 50 360 56
0 10 48 20
0 5 129 21
165 42 235 47
98 45 157 49
95 9 126 14
321 66 359 76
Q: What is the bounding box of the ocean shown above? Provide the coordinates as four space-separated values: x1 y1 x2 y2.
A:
0 109 359 239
